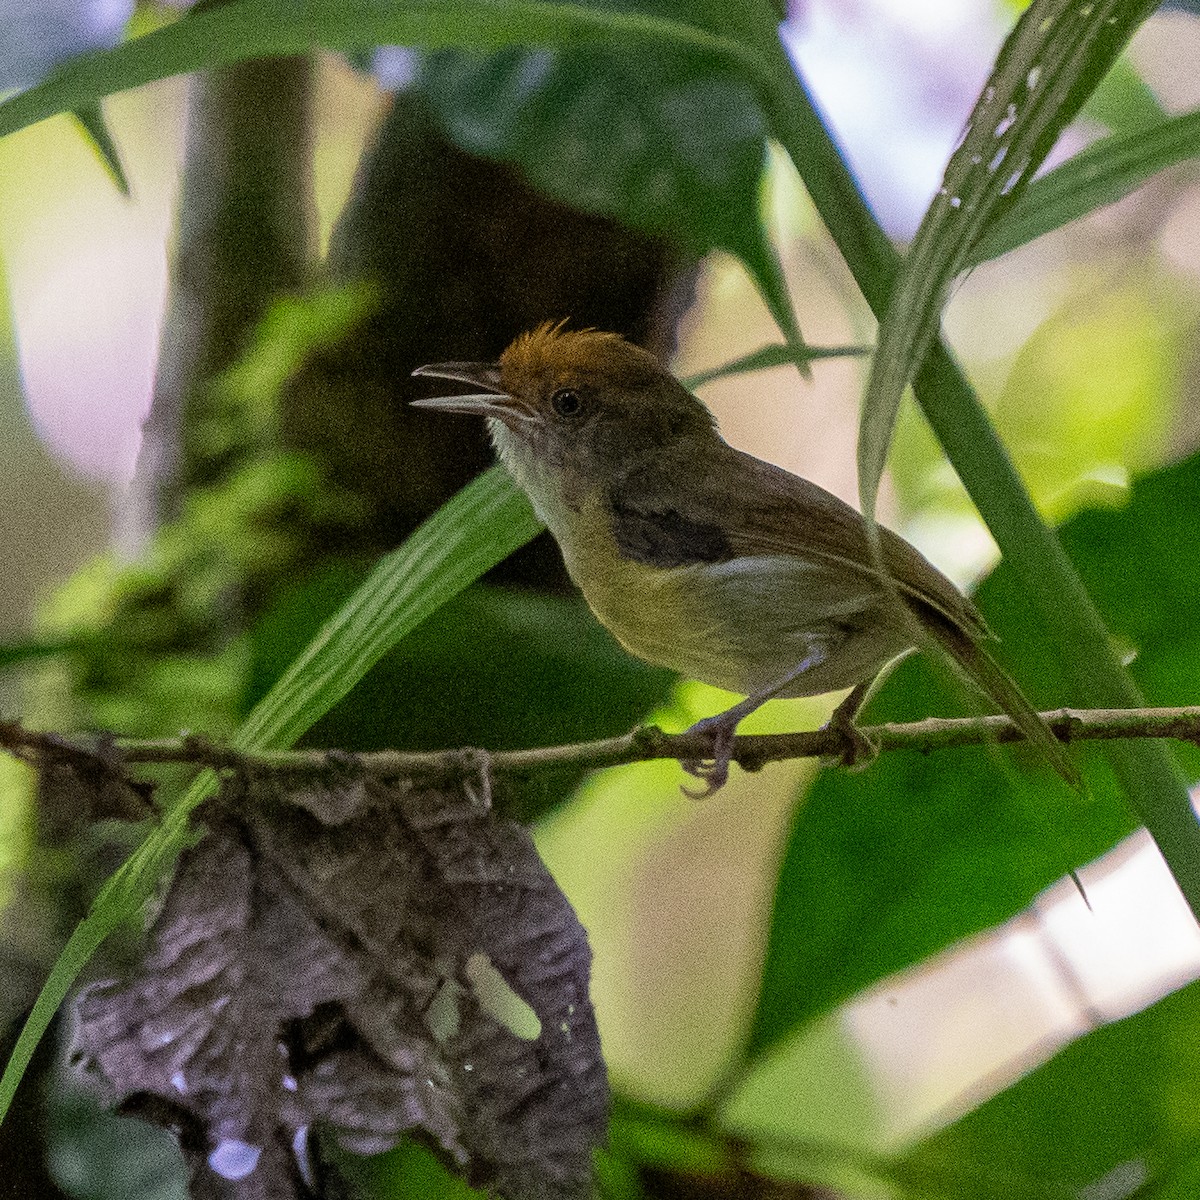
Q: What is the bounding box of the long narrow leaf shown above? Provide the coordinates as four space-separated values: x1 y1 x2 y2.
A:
682 341 869 389
974 107 1200 264
745 10 1200 1067
0 0 766 142
71 101 130 194
0 0 771 1133
0 639 79 670
857 0 1158 528
0 465 542 1123
0 1 810 353
233 466 539 751
731 219 812 374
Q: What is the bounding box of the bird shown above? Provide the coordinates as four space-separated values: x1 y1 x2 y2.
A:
412 322 1075 793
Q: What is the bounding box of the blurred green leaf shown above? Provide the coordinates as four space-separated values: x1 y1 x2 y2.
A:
418 44 767 260
261 581 671 753
858 0 1157 526
0 0 805 346
900 982 1200 1199
249 573 675 818
413 0 798 345
750 0 1189 898
0 465 542 1124
48 1094 186 1200
1157 1151 1200 1200
336 1139 487 1198
231 465 541 753
830 0 1200 925
609 1096 732 1179
974 108 1200 265
593 1148 649 1200
71 102 129 195
1081 53 1165 134
213 280 380 413
997 454 1200 744
989 285 1176 519
746 665 1128 1062
0 639 77 671
746 446 1200 1061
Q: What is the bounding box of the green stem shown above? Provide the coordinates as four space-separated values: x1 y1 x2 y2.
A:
760 44 1200 916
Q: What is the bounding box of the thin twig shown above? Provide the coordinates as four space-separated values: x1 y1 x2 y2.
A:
2 707 1199 782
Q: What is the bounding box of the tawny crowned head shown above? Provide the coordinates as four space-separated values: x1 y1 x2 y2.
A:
412 322 717 488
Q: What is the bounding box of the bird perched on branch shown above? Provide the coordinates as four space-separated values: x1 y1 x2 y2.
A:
413 322 1074 793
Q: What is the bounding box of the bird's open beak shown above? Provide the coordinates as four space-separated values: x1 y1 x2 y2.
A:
410 362 513 417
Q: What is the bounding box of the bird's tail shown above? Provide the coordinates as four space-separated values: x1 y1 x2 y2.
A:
921 609 1080 789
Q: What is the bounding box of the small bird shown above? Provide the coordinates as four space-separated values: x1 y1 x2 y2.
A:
413 322 1075 792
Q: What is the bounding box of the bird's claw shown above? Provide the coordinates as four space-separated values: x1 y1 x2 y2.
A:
681 757 729 799
822 708 878 770
680 713 738 798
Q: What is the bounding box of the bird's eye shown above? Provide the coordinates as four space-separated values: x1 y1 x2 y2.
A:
551 388 582 418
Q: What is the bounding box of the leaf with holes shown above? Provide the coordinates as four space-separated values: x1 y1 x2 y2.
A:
857 0 1159 526
73 765 606 1200
972 107 1200 264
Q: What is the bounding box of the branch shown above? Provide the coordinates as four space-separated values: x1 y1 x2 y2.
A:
3 707 1199 784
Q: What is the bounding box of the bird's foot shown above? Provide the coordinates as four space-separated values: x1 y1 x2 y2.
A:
680 710 741 798
822 700 878 770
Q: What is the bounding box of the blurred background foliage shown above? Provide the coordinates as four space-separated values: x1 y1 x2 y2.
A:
3 0 1200 1197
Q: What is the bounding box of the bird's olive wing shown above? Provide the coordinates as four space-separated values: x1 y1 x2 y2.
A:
613 448 989 639
729 454 990 639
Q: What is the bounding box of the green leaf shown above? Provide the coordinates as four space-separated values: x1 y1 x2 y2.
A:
745 447 1200 1061
417 42 770 261
47 1094 186 1200
610 1096 732 1179
973 108 1200 265
745 665 1123 1062
0 0 769 142
817 0 1200 918
71 101 129 195
749 0 1199 943
248 576 672 752
857 0 1158 528
0 0 804 348
734 218 810 362
592 1149 649 1200
1081 52 1165 134
399 0 798 346
229 466 541 752
844 0 1159 790
0 465 543 1124
682 342 869 390
336 1138 488 1198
